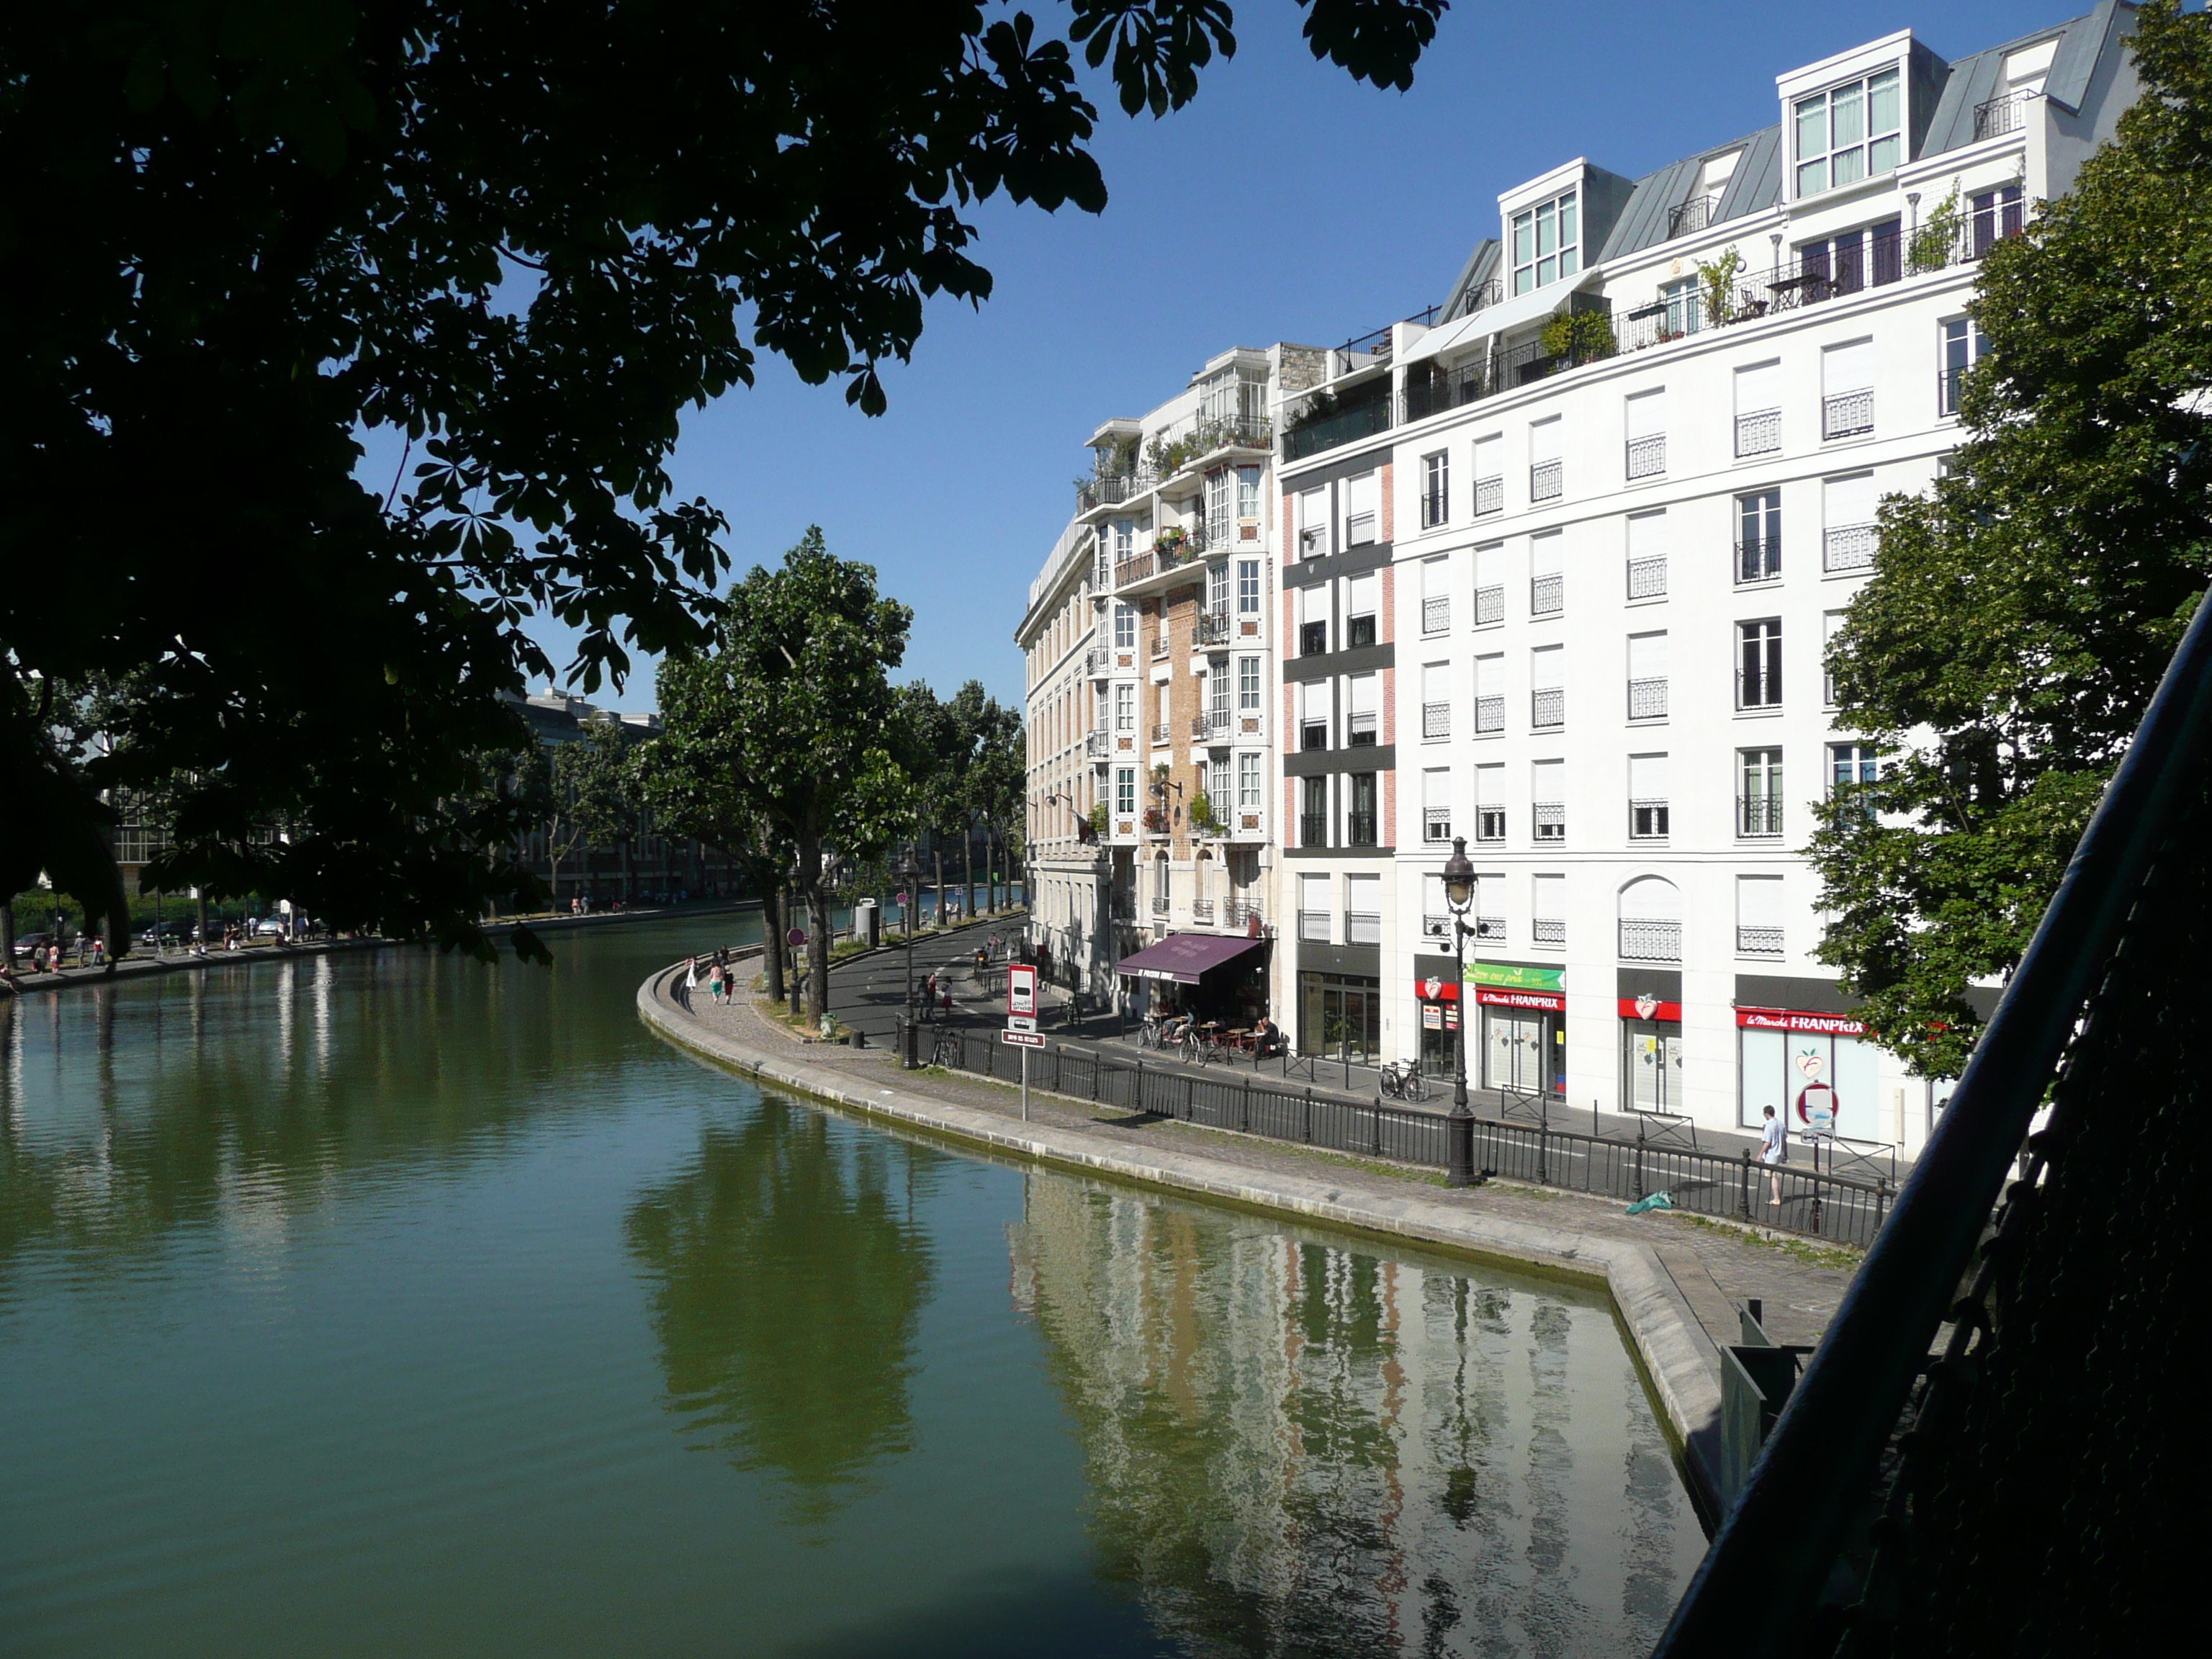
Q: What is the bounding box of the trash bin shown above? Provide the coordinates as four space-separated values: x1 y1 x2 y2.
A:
855 898 880 948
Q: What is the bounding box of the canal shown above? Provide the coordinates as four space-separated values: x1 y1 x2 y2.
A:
0 917 1705 1656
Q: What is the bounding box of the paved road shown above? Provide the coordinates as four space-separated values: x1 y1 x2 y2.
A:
826 918 1024 1046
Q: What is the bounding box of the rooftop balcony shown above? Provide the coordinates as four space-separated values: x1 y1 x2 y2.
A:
1282 390 1392 464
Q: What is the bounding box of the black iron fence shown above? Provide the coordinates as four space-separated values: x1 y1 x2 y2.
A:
909 1023 1894 1249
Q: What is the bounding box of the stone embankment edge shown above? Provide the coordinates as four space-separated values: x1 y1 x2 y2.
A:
636 959 1726 1518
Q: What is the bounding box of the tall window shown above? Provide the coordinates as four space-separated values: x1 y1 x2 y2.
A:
1740 748 1783 837
1660 276 1702 338
1830 742 1882 814
1114 603 1135 650
1941 318 1991 416
1737 490 1782 582
1208 559 1230 618
1236 466 1261 525
1735 361 1781 457
1115 681 1135 732
1738 620 1783 708
1421 450 1449 529
1298 488 1328 559
1799 219 1902 295
1824 611 1846 705
1205 469 1232 547
1298 583 1328 657
1116 767 1137 816
1301 775 1328 847
1346 773 1378 847
1511 189 1580 295
1344 471 1380 547
1473 433 1503 515
1237 558 1261 613
1423 766 1452 842
1346 572 1378 649
1629 752 1670 840
1971 184 2024 257
1238 752 1261 809
1346 673 1379 747
1475 763 1506 842
1822 338 1875 439
1625 389 1666 480
1794 68 1901 197
1299 680 1328 751
1237 655 1261 710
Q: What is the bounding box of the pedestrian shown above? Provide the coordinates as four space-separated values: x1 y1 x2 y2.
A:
1759 1104 1788 1209
709 958 724 1007
683 956 698 1009
941 986 953 1021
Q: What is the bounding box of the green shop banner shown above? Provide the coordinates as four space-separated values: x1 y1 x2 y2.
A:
1464 962 1565 992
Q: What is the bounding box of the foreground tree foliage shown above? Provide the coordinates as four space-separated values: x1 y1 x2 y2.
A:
0 0 1445 958
1812 0 2212 1079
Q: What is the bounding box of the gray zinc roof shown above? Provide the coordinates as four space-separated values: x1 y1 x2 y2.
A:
1593 125 1783 266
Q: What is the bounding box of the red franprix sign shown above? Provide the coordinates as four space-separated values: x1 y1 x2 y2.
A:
1617 997 1683 1022
1735 1006 1870 1038
1478 986 1566 1014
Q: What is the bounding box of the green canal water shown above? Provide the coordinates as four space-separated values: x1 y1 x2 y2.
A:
0 917 1706 1657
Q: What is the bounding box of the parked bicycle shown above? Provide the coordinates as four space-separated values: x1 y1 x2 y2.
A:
1138 1015 1164 1050
1377 1059 1430 1102
930 1030 962 1069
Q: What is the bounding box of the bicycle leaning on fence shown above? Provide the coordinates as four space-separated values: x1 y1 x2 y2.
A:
1377 1058 1429 1102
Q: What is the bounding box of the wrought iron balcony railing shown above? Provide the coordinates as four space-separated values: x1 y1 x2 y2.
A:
1735 407 1781 457
1532 687 1564 729
1475 806 1506 844
1628 677 1669 720
1619 919 1681 962
1223 899 1263 929
1529 459 1563 502
1296 908 1330 941
1422 595 1450 635
1474 696 1504 734
1626 433 1667 480
1190 898 1214 923
1531 573 1563 616
1823 388 1874 440
1736 924 1784 957
1825 523 1878 573
1344 910 1382 945
1532 917 1564 945
1627 555 1668 600
1629 798 1671 840
1474 914 1506 943
1667 194 1719 238
1346 812 1377 848
1972 88 2034 140
1475 584 1503 626
1299 812 1326 848
1149 721 1171 745
1533 801 1565 842
1474 474 1503 516
1191 707 1231 742
1739 793 1784 837
1422 701 1450 740
1195 611 1231 646
1738 536 1782 583
1151 893 1169 915
1424 805 1452 842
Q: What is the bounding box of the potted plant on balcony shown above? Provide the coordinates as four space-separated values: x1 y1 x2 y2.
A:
1141 806 1169 834
1908 184 1962 273
1152 525 1190 564
1697 245 1745 328
1082 803 1107 842
1189 791 1220 835
1539 309 1617 364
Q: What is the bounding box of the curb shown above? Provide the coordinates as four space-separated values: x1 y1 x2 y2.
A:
636 958 1726 1521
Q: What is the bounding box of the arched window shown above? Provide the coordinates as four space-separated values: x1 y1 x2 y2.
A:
1618 877 1682 962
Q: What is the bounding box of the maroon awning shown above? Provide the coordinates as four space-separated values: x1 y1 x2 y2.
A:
1115 932 1267 984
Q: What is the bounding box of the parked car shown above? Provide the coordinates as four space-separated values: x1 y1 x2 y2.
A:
138 920 195 945
12 931 54 961
255 918 286 938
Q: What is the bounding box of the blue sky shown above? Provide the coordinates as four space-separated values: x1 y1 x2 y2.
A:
538 0 2068 714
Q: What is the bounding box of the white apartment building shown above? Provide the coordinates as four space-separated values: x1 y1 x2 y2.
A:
1020 346 1319 1019
1271 4 2143 1153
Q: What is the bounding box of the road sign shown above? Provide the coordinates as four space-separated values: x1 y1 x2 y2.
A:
1000 1029 1045 1048
787 927 806 948
1008 963 1038 1018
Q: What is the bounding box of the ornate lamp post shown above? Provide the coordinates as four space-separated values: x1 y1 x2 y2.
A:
899 846 922 1069
1442 835 1478 1188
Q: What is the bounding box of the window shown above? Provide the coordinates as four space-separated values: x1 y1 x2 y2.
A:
1971 184 2024 258
1237 466 1261 526
1299 680 1328 751
1740 747 1783 836
1238 751 1261 809
1114 681 1135 732
1298 869 1331 937
1475 763 1506 842
1301 776 1329 848
1473 873 1506 943
1237 558 1262 613
1794 67 1901 197
1421 557 1449 635
1422 662 1451 741
1298 488 1329 559
1423 766 1452 842
1941 318 1990 416
1737 620 1782 708
1346 870 1382 943
1207 558 1230 621
1824 473 1878 572
1209 756 1230 817
1660 276 1704 338
1799 218 1902 296
1421 451 1450 529
1474 652 1506 734
1532 873 1565 946
1531 531 1563 616
1238 655 1261 711
1823 610 1845 704
1737 875 1785 958
1511 189 1580 295
1529 418 1563 502
1346 571 1378 649
1298 583 1328 656
1531 644 1564 729
1822 339 1875 439
1629 752 1670 839
1473 433 1503 515
1830 742 1882 817
1625 390 1666 480
1114 603 1136 650
1627 631 1668 721
1737 490 1781 582
1735 361 1781 457
1344 471 1380 547
1346 673 1379 747
1116 767 1136 816
1626 512 1666 600
1474 542 1505 626
1346 774 1378 848
1532 758 1565 842
1114 519 1136 562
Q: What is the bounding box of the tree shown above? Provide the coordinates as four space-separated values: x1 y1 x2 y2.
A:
559 719 643 902
967 696 1028 912
2 1 1445 958
676 531 912 1027
1811 0 2212 1081
637 655 799 1004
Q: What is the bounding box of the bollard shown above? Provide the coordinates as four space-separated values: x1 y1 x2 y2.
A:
1740 1148 1753 1219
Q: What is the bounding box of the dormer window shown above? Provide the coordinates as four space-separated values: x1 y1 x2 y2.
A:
1511 190 1579 296
1794 68 1901 197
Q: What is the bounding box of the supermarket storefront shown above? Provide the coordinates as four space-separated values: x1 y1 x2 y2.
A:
1736 1006 1880 1141
1463 962 1565 1098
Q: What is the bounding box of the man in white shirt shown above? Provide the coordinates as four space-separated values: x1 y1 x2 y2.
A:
1759 1105 1787 1209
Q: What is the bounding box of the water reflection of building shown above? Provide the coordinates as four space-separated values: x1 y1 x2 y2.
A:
1005 1175 1704 1655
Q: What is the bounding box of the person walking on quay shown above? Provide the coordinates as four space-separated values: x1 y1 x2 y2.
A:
1760 1104 1788 1209
682 956 698 1010
708 957 724 1008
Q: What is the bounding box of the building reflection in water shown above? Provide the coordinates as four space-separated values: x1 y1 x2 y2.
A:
1006 1177 1704 1657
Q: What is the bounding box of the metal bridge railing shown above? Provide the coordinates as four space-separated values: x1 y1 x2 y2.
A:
1653 581 2212 1657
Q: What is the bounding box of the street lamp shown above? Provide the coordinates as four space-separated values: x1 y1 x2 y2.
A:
1442 835 1478 1188
898 846 922 1069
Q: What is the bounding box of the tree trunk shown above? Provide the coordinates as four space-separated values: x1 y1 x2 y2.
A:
621 837 634 904
932 847 944 930
759 882 786 1003
963 824 975 922
796 830 830 1027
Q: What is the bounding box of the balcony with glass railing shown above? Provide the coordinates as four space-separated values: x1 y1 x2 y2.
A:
1619 919 1681 962
1532 688 1564 730
1825 523 1877 572
1282 390 1393 463
1628 677 1668 721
